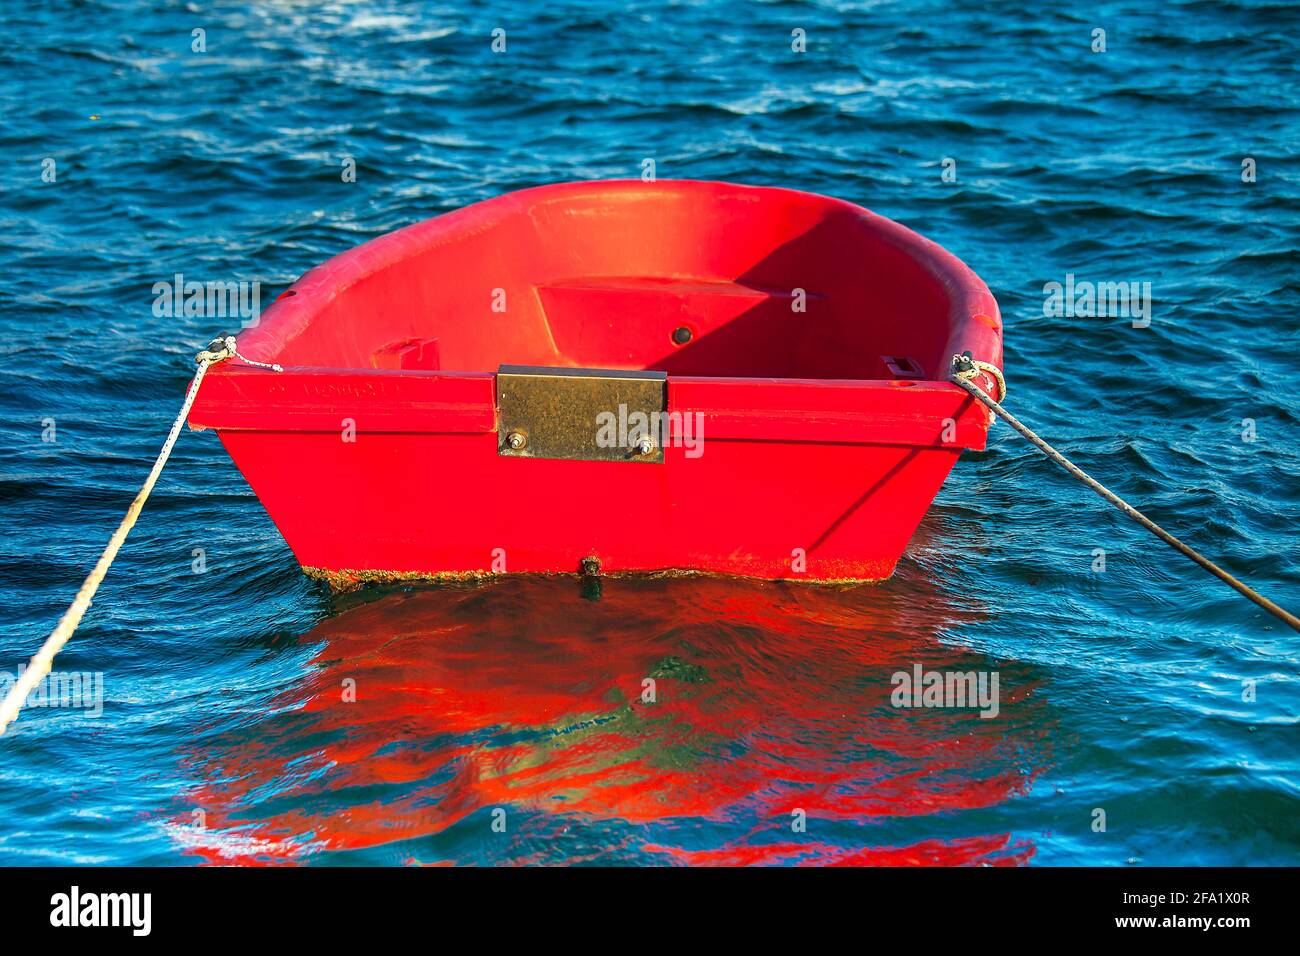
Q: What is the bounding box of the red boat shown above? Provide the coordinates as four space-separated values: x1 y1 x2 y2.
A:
188 180 1002 587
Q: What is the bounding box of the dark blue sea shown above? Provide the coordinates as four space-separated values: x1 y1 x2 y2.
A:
0 1 1296 865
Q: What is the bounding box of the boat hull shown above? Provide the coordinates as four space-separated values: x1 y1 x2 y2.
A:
188 180 1003 586
217 427 964 586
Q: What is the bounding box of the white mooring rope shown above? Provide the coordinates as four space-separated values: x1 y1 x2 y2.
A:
0 336 274 736
950 351 1300 633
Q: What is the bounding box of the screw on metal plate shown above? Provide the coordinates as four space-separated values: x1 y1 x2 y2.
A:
633 435 655 457
506 430 527 450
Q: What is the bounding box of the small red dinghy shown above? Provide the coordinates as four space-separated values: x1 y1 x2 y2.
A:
188 180 1002 587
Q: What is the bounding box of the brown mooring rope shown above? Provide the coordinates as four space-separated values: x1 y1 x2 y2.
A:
951 352 1300 633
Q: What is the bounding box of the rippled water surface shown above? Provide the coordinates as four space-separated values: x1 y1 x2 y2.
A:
0 1 1297 865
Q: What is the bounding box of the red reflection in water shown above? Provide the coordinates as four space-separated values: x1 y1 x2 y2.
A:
177 574 1050 865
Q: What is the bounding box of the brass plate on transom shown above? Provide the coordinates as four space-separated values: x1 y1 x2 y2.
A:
496 364 668 463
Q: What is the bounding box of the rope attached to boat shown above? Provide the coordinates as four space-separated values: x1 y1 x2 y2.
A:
0 336 276 737
3 339 1292 733
198 334 284 372
951 351 1300 633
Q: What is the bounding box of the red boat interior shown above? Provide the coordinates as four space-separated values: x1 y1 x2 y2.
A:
244 181 997 383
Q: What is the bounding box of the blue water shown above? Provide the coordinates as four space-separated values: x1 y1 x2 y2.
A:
1 0 1297 865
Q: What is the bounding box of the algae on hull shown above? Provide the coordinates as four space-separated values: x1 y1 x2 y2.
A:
302 565 884 594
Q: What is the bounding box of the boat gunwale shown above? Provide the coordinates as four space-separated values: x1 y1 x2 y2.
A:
188 180 1002 452
223 180 1001 374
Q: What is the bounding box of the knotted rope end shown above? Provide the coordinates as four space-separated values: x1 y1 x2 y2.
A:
195 334 283 372
950 351 1007 404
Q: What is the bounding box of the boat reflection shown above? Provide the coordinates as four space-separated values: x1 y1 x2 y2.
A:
176 572 1050 865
